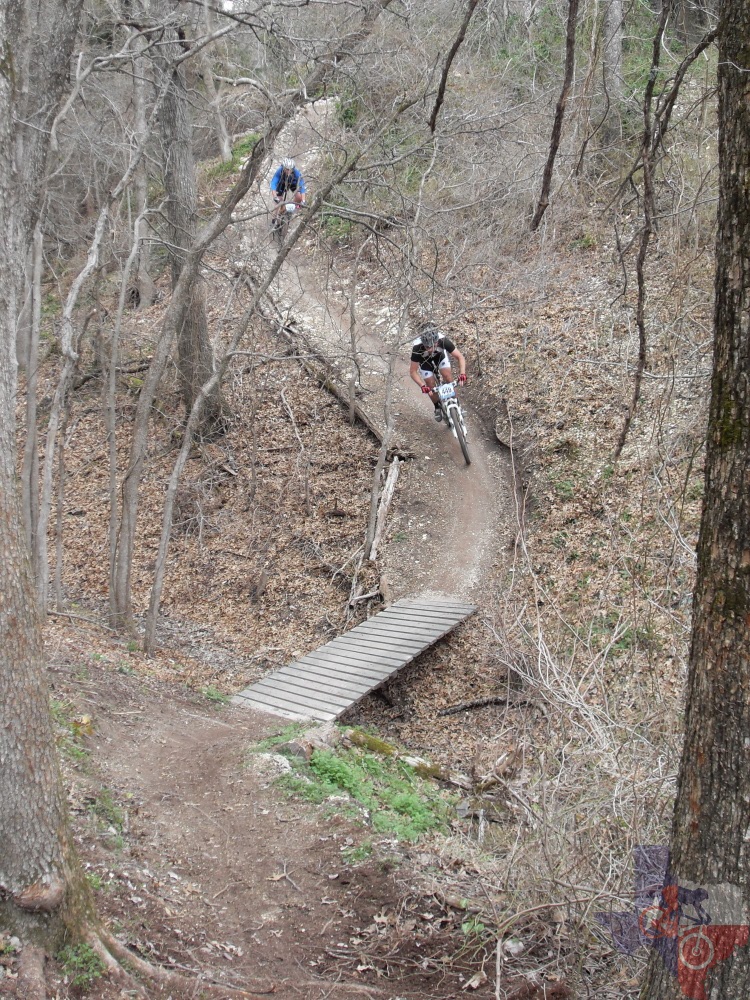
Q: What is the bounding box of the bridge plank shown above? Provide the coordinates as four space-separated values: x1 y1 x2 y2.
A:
234 597 476 721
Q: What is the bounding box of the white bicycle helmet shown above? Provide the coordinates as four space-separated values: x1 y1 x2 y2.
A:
281 157 295 172
419 321 440 349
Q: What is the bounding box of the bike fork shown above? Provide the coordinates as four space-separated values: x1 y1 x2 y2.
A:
446 404 460 434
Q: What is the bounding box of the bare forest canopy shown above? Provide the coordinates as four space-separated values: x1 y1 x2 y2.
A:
17 0 720 632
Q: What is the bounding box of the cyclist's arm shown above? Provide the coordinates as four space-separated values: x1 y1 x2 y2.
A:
296 171 307 194
409 360 426 386
450 347 466 377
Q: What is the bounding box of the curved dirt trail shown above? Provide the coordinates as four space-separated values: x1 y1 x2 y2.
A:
239 102 515 604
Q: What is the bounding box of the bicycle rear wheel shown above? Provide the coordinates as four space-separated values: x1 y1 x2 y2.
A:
453 409 470 465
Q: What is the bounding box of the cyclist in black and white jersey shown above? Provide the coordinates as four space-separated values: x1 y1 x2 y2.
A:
409 321 467 421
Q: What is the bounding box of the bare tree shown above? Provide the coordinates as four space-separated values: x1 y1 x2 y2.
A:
198 0 233 162
0 3 95 993
9 0 85 275
613 5 717 461
639 0 750 994
601 0 624 138
132 30 158 307
155 3 223 430
428 0 482 133
111 0 397 629
530 0 580 230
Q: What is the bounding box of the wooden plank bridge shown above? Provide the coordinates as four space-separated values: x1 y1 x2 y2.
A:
232 598 476 722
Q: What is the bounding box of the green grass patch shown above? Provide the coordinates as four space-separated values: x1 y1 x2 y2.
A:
551 531 568 550
336 96 359 128
201 685 229 705
50 699 91 763
342 841 373 863
89 787 124 833
687 479 704 501
206 133 260 179
277 734 455 842
250 721 311 752
58 943 106 989
321 212 353 241
42 292 61 318
554 478 575 500
569 232 597 251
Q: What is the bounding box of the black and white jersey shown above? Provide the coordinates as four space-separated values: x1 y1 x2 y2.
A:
410 336 456 372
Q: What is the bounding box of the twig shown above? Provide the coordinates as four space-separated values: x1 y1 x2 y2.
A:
212 880 248 900
437 695 541 717
348 590 380 605
48 610 116 631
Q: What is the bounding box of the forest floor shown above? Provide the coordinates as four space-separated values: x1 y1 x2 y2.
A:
2 108 715 999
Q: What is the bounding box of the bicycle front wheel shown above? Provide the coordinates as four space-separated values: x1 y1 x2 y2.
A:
454 411 470 465
273 215 286 247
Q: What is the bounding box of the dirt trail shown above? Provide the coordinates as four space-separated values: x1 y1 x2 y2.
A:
69 668 449 1000
8 106 518 1000
239 101 515 603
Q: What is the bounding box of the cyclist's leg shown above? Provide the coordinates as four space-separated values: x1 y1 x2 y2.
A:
420 369 443 419
438 358 453 383
272 193 286 221
420 369 439 399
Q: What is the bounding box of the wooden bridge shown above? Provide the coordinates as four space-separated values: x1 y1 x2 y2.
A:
232 598 476 722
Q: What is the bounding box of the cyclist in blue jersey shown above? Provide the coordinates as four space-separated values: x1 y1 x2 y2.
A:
270 157 307 226
409 321 467 422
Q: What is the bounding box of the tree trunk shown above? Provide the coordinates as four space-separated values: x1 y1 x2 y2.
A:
200 65 232 164
21 225 42 555
199 2 232 164
530 0 580 230
9 0 84 300
602 0 624 136
157 19 223 432
640 0 750 994
133 32 157 309
0 0 93 953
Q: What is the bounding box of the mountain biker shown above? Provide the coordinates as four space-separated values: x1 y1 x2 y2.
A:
270 157 307 225
409 321 467 422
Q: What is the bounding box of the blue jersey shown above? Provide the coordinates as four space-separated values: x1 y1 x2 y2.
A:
270 166 306 197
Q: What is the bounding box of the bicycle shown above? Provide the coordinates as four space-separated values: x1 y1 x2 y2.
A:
271 201 303 246
433 379 470 465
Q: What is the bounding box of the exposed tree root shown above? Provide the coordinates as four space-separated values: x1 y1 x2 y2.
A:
17 945 46 1000
83 927 277 997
